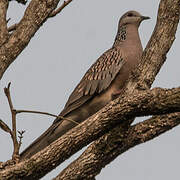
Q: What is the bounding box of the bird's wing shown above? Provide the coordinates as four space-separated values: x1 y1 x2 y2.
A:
60 47 125 116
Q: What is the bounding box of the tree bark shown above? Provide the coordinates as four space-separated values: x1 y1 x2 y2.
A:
0 0 180 179
0 0 61 80
55 0 180 178
0 0 9 46
56 112 180 180
0 87 180 179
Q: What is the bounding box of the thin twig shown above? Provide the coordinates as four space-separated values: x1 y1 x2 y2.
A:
18 130 25 149
6 18 11 23
4 83 14 110
4 83 19 161
49 0 73 18
16 109 79 125
0 119 11 133
2 83 79 162
7 1 73 32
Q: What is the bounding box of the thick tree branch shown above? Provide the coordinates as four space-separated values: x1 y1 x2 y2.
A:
0 0 179 179
56 112 180 180
0 0 75 79
0 0 9 46
14 1 180 178
0 87 180 179
126 0 180 93
61 0 180 178
7 0 74 32
9 0 27 5
59 0 180 178
0 0 61 80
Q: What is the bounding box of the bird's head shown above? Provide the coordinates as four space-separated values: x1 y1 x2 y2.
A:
119 10 150 27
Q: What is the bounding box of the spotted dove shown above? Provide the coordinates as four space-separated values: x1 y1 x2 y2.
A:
20 11 150 159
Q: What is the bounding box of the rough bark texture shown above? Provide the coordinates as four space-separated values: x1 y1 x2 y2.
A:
0 0 61 80
126 0 180 93
0 88 180 179
54 0 180 179
0 0 180 179
56 112 180 180
0 0 9 46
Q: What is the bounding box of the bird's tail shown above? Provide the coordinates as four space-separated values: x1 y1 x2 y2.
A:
20 112 79 160
20 121 60 160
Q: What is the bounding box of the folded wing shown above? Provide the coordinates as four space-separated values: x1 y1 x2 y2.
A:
60 47 125 117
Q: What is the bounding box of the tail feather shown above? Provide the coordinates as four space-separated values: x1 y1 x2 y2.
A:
20 122 59 160
20 117 77 160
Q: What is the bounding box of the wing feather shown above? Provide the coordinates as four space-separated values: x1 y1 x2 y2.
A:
60 47 125 116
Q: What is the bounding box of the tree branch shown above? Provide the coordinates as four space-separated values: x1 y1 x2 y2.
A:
125 0 180 93
0 87 180 179
1 0 180 179
49 0 73 18
0 0 61 80
57 0 180 177
7 0 74 32
1 82 78 162
0 0 9 46
56 112 180 180
59 0 180 177
4 83 20 161
15 110 79 125
0 119 11 134
9 0 27 5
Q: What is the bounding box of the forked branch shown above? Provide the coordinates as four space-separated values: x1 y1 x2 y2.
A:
1 82 79 161
3 83 20 161
49 0 74 17
55 112 180 180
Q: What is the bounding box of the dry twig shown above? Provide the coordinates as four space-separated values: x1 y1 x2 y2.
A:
4 83 20 161
15 110 79 125
1 82 78 160
8 0 73 32
49 0 73 17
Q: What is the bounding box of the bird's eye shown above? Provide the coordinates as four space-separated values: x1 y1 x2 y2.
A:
127 13 134 17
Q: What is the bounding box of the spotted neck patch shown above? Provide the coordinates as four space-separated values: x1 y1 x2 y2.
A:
113 25 127 46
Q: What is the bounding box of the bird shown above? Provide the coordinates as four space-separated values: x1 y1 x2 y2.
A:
20 10 150 159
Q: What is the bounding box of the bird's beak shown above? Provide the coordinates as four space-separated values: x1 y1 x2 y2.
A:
141 16 150 21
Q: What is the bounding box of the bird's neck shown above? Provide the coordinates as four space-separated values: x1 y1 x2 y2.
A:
113 25 127 46
113 24 142 49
